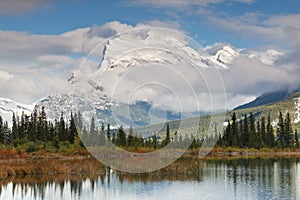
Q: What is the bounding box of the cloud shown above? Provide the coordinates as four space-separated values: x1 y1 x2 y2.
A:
208 13 300 48
123 0 224 8
0 70 13 81
122 0 255 14
1 20 299 113
0 0 52 16
233 0 255 3
0 21 184 103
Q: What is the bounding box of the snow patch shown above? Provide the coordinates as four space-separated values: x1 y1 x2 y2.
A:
0 97 35 125
294 97 300 123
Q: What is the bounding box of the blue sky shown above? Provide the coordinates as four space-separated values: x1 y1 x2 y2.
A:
0 0 300 105
0 0 299 48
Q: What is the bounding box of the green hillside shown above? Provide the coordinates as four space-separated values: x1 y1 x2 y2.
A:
134 91 300 138
229 91 300 130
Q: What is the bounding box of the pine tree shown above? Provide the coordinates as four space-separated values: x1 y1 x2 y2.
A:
69 112 77 144
153 135 157 149
231 113 238 147
59 112 67 141
11 113 19 146
295 129 299 148
267 115 275 147
256 120 263 149
3 121 9 144
117 126 127 147
224 120 231 146
261 117 267 147
163 123 171 146
0 116 4 144
284 112 293 148
277 112 285 148
249 112 256 148
106 123 111 141
242 114 249 147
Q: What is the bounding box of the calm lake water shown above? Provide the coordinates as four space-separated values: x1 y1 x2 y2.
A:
1 157 300 200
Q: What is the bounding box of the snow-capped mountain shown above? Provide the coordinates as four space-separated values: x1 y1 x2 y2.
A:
204 43 283 66
98 28 226 71
209 45 240 68
0 28 287 127
0 98 34 125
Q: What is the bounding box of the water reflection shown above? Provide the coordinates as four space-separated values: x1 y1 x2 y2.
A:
0 157 299 200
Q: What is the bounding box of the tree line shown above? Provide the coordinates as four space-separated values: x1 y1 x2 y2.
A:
213 112 299 149
0 108 299 151
0 107 78 148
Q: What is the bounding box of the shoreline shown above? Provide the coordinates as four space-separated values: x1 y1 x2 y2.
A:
1 150 300 180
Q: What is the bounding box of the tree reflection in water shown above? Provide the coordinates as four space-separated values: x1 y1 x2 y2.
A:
0 156 299 200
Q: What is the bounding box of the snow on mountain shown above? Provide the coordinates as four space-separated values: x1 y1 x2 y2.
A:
0 98 34 125
204 44 283 67
34 92 118 126
0 29 286 127
99 28 224 71
210 46 240 68
294 97 300 124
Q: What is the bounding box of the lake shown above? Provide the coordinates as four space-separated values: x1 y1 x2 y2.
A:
0 157 299 200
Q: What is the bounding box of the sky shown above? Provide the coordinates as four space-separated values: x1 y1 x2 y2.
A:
0 0 300 109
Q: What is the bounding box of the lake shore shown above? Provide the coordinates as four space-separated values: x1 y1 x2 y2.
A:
1 147 300 180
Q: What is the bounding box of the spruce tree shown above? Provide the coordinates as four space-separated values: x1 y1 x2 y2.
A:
242 114 249 147
238 118 244 147
261 117 267 147
231 113 238 147
166 123 170 143
277 112 285 148
11 113 19 146
0 116 3 144
249 113 256 148
256 120 263 149
295 129 299 148
59 112 66 141
117 126 127 147
267 115 275 147
69 112 77 144
284 112 293 148
224 120 231 146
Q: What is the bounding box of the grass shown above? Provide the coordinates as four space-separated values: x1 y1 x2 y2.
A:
0 157 105 180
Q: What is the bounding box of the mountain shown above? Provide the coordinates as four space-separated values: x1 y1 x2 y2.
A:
35 31 241 128
234 89 292 110
0 98 34 125
230 90 300 125
0 30 286 127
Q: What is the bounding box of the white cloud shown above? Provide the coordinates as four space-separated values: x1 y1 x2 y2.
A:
0 21 185 104
208 13 300 48
123 0 224 8
122 0 255 12
0 70 13 81
1 20 299 112
233 0 255 3
0 0 52 15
